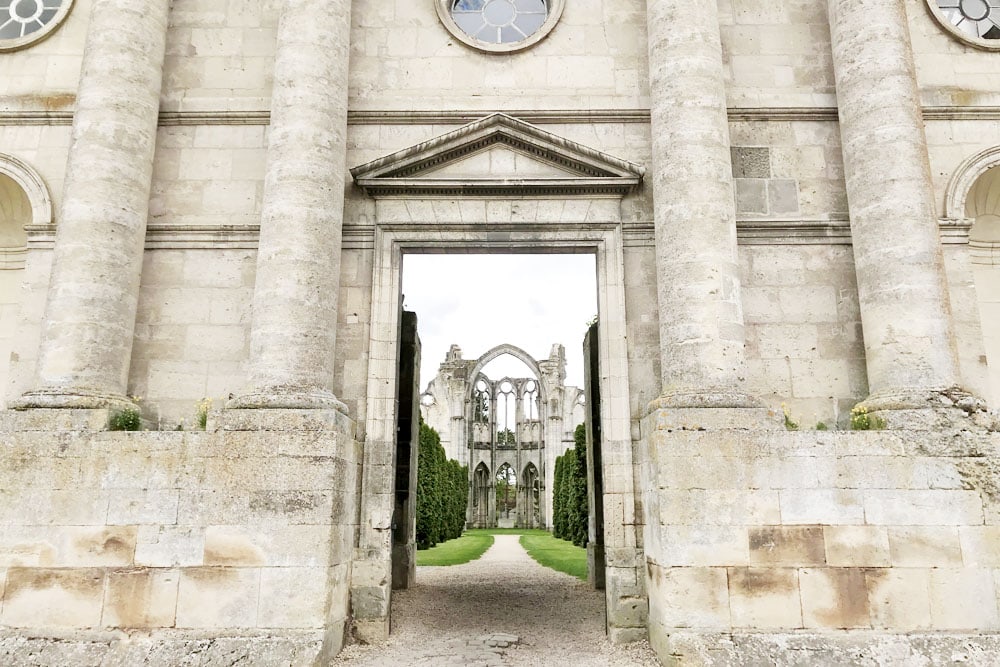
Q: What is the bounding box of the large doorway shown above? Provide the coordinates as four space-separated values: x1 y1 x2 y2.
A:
354 225 643 642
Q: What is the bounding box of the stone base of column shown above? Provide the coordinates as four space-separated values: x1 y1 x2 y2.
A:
221 407 357 438
226 385 348 414
648 388 765 411
0 407 113 431
859 386 995 432
9 388 136 412
645 405 782 431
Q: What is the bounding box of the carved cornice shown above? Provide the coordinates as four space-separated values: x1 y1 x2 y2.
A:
4 106 1000 127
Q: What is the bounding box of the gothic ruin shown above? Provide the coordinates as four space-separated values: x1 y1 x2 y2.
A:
420 344 586 529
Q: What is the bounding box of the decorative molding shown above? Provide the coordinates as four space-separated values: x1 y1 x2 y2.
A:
970 240 1000 266
0 246 26 270
0 152 52 226
4 107 1000 127
350 113 644 198
945 146 1000 220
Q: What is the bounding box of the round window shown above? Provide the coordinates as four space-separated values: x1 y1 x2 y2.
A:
0 0 73 52
927 0 1000 49
436 0 564 53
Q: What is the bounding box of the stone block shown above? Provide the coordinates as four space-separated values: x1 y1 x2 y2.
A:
728 567 802 629
107 488 179 525
659 489 780 526
887 527 963 567
204 525 334 567
823 526 891 567
768 179 799 214
731 147 771 178
175 567 260 628
866 568 932 630
61 526 138 567
649 566 730 629
1 568 105 628
257 567 327 629
749 526 826 566
735 179 768 214
657 526 749 566
864 490 984 525
798 568 869 629
960 526 1000 567
929 569 1000 630
778 490 864 525
102 568 179 628
135 525 205 568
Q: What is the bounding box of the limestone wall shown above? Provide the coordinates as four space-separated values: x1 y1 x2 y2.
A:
0 410 362 662
741 245 866 428
642 426 1000 662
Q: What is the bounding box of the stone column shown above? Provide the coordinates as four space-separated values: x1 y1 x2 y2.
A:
828 0 979 413
14 0 170 410
645 0 758 410
228 0 352 411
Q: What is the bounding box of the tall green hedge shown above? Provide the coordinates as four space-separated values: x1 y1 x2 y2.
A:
416 420 469 549
552 423 589 547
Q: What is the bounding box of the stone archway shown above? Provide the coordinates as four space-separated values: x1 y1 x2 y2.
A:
0 153 51 409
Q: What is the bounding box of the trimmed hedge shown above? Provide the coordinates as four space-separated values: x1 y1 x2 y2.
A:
416 420 469 549
552 423 589 547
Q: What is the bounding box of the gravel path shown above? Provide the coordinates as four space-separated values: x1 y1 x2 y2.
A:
332 535 659 666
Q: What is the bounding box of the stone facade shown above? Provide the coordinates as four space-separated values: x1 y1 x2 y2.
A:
0 0 999 665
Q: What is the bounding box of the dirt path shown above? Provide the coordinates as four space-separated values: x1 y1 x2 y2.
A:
332 535 659 666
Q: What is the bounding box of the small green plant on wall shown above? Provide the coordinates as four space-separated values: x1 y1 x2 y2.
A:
850 405 886 431
109 401 142 431
196 398 212 430
781 403 799 431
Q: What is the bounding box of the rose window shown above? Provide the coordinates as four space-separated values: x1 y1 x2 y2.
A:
437 0 563 53
932 0 1000 44
0 0 72 51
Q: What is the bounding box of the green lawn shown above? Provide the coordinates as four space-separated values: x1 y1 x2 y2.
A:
416 528 589 580
520 532 588 580
415 530 494 566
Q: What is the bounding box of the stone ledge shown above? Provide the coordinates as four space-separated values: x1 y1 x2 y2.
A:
0 409 112 432
651 630 1000 667
0 630 326 667
220 408 356 437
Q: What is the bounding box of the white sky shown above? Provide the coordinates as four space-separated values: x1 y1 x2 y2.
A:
401 254 598 391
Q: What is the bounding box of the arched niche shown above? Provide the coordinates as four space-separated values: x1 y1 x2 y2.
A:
948 149 1000 407
0 153 51 409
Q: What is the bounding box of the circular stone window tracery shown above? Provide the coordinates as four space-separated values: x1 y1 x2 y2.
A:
436 0 565 53
927 0 1000 49
0 0 73 52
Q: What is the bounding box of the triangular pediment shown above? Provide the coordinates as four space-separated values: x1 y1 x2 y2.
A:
350 113 644 198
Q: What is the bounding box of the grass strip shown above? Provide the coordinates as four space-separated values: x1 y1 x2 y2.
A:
520 532 588 580
416 531 494 566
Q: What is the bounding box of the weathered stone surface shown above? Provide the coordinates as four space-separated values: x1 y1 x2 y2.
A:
653 632 1000 666
0 631 325 667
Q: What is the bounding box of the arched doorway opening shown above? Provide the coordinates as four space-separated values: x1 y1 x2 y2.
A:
962 164 1000 405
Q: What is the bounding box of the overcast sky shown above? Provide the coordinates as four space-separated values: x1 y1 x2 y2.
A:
401 254 598 391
